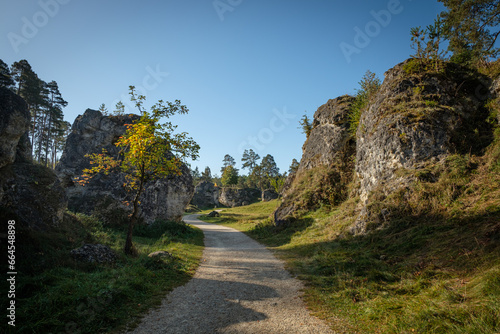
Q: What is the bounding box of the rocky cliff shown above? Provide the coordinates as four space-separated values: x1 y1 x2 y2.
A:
274 59 494 233
274 95 356 224
55 109 194 224
0 87 67 230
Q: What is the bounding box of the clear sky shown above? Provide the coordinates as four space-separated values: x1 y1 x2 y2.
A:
1 0 445 176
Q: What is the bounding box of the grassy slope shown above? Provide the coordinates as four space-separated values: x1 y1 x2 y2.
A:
200 135 500 333
6 214 203 334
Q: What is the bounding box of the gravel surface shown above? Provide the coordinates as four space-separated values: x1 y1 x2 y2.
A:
128 214 334 334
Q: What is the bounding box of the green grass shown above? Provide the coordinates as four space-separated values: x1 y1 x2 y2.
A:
5 213 203 334
200 168 500 334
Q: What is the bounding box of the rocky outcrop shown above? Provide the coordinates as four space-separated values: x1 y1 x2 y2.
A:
353 60 493 234
218 187 260 207
298 95 355 173
0 87 31 168
191 181 220 208
71 244 117 263
0 87 67 230
262 189 279 202
55 109 194 224
274 95 355 225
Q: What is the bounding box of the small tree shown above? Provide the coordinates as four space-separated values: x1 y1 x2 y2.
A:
201 166 212 182
220 154 236 173
288 158 300 175
348 70 381 137
298 113 313 138
269 174 286 198
241 149 260 174
79 86 199 255
221 165 238 186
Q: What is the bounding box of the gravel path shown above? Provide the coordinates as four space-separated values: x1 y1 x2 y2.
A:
128 214 334 334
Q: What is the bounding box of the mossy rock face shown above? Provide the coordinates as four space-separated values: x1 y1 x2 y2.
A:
353 59 494 234
0 163 67 230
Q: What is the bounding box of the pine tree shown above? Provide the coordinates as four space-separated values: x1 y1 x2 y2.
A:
201 166 212 182
0 59 14 89
221 154 236 173
439 0 500 63
288 158 300 174
221 165 238 186
241 149 260 173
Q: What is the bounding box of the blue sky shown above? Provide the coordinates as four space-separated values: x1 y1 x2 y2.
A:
1 0 445 176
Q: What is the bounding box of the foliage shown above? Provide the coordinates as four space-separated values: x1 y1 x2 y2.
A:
410 17 448 71
348 70 381 137
269 174 287 197
220 154 236 173
298 113 313 138
221 165 239 186
288 158 300 175
0 59 14 88
6 59 69 167
79 86 199 255
201 166 212 182
439 0 500 63
241 149 260 174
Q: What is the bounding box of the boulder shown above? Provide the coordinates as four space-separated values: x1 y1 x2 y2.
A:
55 109 194 224
148 250 173 258
274 95 356 225
207 211 220 217
298 95 355 173
0 87 67 230
71 244 117 263
262 189 279 202
0 87 31 168
353 59 493 234
191 181 220 208
218 187 260 207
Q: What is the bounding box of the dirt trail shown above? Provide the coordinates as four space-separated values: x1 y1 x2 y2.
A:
128 214 334 334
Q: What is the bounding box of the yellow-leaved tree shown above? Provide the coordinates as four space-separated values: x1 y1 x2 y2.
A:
81 86 199 255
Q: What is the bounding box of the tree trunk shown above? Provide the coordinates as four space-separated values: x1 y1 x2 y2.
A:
124 174 145 255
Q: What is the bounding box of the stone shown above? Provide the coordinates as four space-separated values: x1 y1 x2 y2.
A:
0 88 66 230
191 181 220 208
298 95 355 173
274 95 356 225
262 189 279 202
71 244 117 263
208 211 220 217
352 59 493 234
148 250 173 258
218 187 260 207
0 87 31 168
55 109 194 224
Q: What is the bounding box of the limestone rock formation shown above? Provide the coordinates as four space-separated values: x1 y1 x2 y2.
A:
0 87 67 230
262 189 279 202
274 95 355 225
298 95 355 173
55 109 194 224
0 87 31 168
191 181 220 208
352 60 493 233
218 187 260 208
